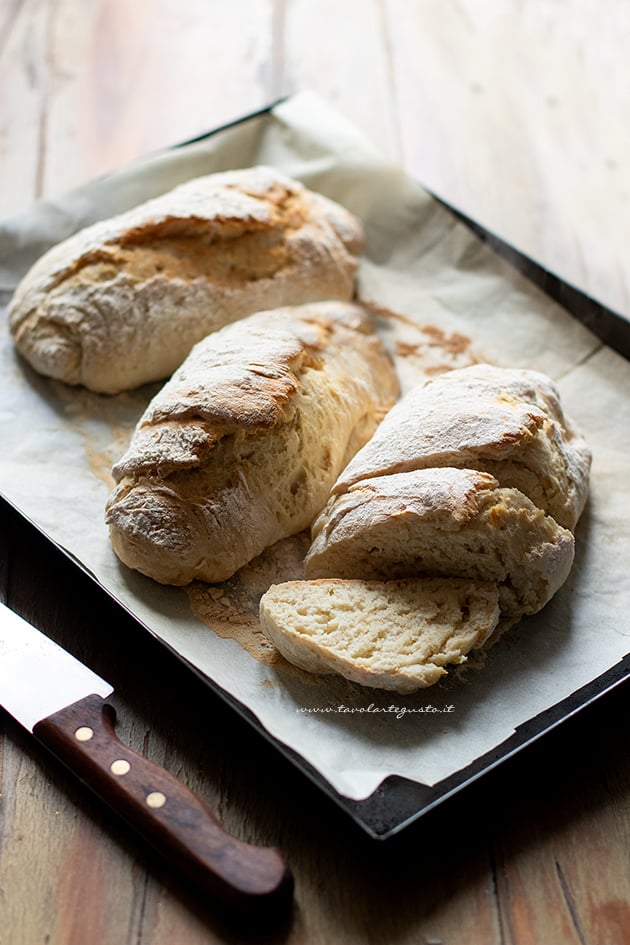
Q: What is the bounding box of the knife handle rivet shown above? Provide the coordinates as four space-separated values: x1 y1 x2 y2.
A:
74 726 94 742
111 759 131 776
146 791 167 809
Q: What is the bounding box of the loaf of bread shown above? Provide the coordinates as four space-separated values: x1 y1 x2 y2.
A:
333 364 592 530
304 467 575 617
261 364 589 690
105 301 399 585
259 578 500 692
9 166 363 393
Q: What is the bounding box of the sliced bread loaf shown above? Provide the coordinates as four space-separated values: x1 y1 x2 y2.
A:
305 467 575 617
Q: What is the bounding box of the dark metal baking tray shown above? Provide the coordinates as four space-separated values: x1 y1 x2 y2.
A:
2 99 629 840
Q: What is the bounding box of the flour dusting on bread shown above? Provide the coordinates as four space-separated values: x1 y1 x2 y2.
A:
106 301 399 585
263 365 590 690
9 167 364 393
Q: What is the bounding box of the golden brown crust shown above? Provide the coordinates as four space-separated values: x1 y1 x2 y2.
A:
9 167 363 393
105 302 399 585
305 467 575 617
276 363 590 688
333 364 592 530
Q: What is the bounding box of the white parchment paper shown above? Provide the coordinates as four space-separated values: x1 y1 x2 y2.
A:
1 93 628 801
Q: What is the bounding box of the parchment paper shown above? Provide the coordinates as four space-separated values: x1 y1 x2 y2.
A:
1 92 628 802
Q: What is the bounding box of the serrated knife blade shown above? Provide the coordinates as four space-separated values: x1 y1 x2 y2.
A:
0 599 292 913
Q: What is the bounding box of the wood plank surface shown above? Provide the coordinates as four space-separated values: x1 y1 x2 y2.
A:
386 0 630 318
0 2 629 943
2 0 629 322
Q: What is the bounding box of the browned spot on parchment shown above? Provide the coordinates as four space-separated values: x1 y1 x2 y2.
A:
82 442 116 489
186 582 280 665
394 324 484 377
185 532 311 669
360 298 488 385
589 900 630 945
51 381 149 489
417 324 476 355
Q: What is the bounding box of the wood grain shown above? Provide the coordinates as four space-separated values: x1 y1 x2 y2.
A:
282 0 402 160
43 0 275 195
2 0 628 323
0 0 50 211
385 0 630 317
1 2 629 943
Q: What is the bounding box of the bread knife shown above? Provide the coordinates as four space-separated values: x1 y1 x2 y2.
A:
0 599 292 912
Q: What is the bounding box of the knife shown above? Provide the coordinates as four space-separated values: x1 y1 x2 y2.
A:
0 599 292 913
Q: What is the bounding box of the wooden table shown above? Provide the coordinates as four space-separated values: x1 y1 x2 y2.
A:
1 3 629 943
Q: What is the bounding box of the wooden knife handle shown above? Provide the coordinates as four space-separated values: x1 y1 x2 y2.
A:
33 694 293 912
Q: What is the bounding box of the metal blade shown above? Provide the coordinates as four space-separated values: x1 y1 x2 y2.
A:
0 600 112 732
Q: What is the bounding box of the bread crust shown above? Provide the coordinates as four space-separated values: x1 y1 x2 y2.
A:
305 467 575 616
333 364 592 530
281 362 589 686
106 302 399 585
9 167 363 393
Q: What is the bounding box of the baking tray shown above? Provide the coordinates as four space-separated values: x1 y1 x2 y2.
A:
1 99 629 840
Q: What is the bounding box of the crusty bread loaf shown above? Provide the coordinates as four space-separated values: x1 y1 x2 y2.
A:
304 467 575 617
9 166 363 393
271 363 589 689
333 364 592 530
259 577 500 692
105 301 399 585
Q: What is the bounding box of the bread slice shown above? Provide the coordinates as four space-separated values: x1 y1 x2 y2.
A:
333 364 591 530
9 166 363 393
259 577 500 691
305 467 575 617
106 301 399 585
